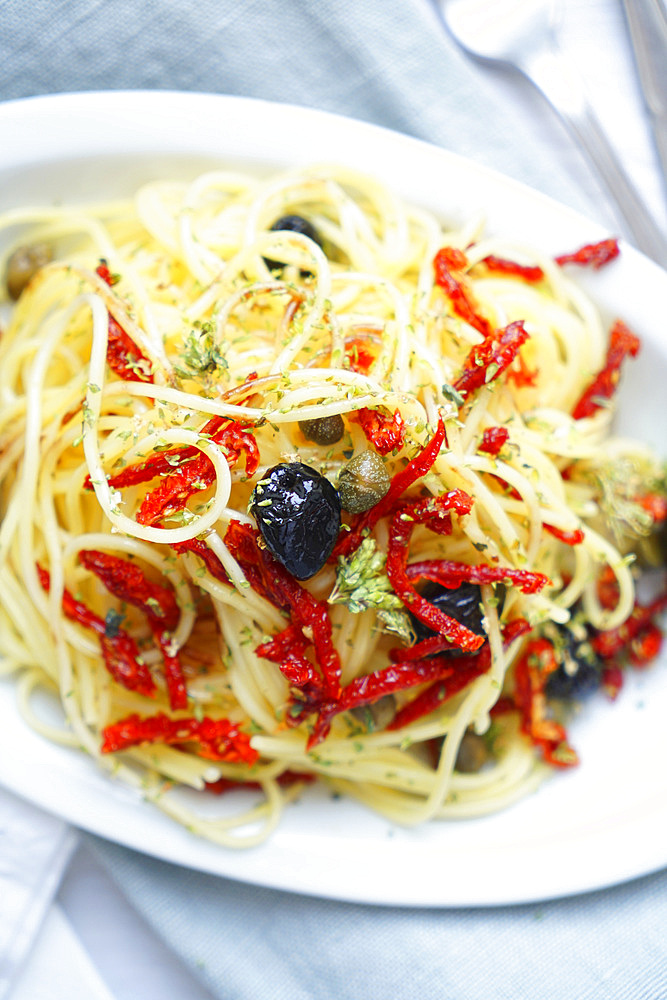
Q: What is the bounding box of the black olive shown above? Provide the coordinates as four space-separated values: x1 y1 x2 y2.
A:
250 462 341 580
299 414 345 446
545 622 603 700
409 581 490 655
338 450 390 513
263 215 324 275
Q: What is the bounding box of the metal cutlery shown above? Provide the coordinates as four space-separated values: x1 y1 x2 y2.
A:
437 0 667 268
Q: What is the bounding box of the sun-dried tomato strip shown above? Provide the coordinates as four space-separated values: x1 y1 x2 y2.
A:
95 264 154 384
136 421 259 526
308 656 460 748
572 319 640 419
513 637 579 768
171 538 230 584
601 664 624 699
387 619 532 730
591 591 667 659
255 623 320 687
225 521 341 698
433 247 493 336
478 426 509 456
555 238 620 270
333 415 448 559
84 415 226 491
544 524 585 546
79 550 186 709
355 407 406 455
386 492 483 653
453 320 529 398
636 492 667 523
205 770 315 794
79 550 179 629
629 623 663 666
506 350 539 389
36 563 156 698
481 255 544 282
344 335 379 374
100 711 258 763
405 558 550 595
389 633 455 662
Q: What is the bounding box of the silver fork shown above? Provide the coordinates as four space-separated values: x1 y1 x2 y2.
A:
437 0 667 268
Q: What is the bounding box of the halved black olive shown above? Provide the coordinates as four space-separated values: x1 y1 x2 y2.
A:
263 215 324 275
250 462 341 580
545 622 603 699
409 581 489 655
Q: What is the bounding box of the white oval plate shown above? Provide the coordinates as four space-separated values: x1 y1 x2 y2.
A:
0 92 665 907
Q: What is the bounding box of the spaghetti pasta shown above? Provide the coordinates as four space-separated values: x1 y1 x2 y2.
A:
0 164 664 847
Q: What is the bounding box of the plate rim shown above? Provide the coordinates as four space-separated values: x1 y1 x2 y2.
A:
0 89 665 907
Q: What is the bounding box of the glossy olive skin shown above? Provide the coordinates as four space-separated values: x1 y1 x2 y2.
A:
264 215 323 274
545 624 603 699
250 462 341 580
409 581 487 654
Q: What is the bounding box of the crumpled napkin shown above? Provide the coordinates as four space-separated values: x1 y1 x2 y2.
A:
0 788 76 998
90 836 667 1000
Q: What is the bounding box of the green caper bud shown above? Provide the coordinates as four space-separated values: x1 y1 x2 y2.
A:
5 243 53 300
298 414 345 446
338 450 390 513
454 730 489 774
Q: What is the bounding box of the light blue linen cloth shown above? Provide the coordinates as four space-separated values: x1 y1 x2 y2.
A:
2 1 665 998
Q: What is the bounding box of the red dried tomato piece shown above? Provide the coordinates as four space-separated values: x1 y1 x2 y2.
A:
592 591 667 659
101 712 258 763
478 426 509 456
36 563 156 698
555 238 620 270
205 770 315 794
333 415 448 559
79 550 187 709
405 559 550 595
255 623 320 687
96 263 154 384
355 407 406 455
385 492 483 653
387 618 532 731
225 521 342 699
513 637 579 768
544 524 585 546
453 320 529 398
481 255 544 282
136 420 259 527
433 246 493 337
572 319 640 419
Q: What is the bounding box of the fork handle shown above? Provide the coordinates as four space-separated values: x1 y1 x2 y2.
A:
524 48 667 268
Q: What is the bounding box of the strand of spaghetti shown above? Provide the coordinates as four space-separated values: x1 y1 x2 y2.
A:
81 301 234 543
62 531 196 651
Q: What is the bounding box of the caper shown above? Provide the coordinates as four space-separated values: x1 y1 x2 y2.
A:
338 450 390 513
298 414 345 446
454 729 489 774
349 694 396 731
5 243 53 300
